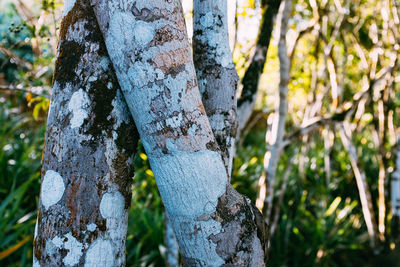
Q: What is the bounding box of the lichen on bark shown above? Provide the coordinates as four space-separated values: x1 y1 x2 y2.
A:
193 0 239 176
92 0 268 265
33 0 138 265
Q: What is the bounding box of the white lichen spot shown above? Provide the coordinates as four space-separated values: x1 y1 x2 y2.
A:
68 89 90 129
99 192 125 219
66 20 88 43
187 124 199 136
107 82 113 89
149 150 227 217
88 76 97 82
84 238 115 267
128 61 157 88
133 21 155 47
210 113 226 131
87 223 97 232
41 170 65 210
104 136 118 171
62 0 76 17
63 232 83 266
200 13 214 28
155 69 164 80
165 113 183 128
51 236 63 248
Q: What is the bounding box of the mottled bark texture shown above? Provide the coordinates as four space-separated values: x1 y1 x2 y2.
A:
91 0 268 265
33 0 138 266
193 0 239 176
236 0 282 139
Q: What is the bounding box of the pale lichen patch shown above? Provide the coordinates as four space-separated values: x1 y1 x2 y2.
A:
84 238 115 267
133 20 155 48
41 170 65 210
150 150 226 218
99 191 125 219
63 232 83 266
68 89 91 129
199 12 214 28
86 223 97 232
51 236 64 248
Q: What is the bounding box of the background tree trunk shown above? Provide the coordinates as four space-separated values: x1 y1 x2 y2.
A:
236 0 282 139
33 0 138 265
256 0 291 218
193 0 238 177
339 122 378 250
92 0 268 265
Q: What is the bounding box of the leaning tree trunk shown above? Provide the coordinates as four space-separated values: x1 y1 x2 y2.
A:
236 0 282 139
193 0 239 177
256 0 291 218
339 122 378 250
91 0 268 265
33 0 138 265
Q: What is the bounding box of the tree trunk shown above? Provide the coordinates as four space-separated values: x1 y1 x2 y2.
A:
193 0 238 177
339 122 378 250
33 0 138 266
164 211 179 267
236 0 282 139
91 0 268 265
256 0 291 218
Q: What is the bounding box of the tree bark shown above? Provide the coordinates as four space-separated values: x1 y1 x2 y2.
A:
256 0 291 218
164 211 179 267
33 0 138 266
91 0 268 265
193 0 238 176
339 122 378 250
236 0 282 139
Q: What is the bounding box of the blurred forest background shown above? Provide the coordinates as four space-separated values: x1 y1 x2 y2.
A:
0 0 399 266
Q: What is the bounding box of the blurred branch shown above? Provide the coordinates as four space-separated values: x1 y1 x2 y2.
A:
0 45 33 70
0 85 46 97
339 121 379 250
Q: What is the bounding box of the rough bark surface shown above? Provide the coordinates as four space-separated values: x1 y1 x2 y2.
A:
236 0 282 139
193 0 238 176
91 0 268 265
33 0 138 265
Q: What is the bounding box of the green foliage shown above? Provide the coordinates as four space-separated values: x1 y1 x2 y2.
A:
0 101 44 266
126 144 166 267
1 0 399 266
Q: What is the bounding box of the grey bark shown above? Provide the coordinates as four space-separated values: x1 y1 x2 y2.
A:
91 0 268 265
193 0 238 177
33 0 138 266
